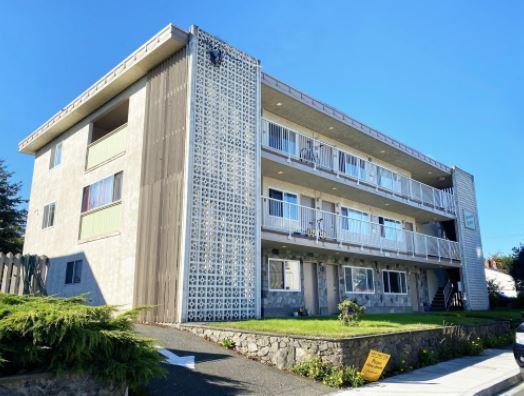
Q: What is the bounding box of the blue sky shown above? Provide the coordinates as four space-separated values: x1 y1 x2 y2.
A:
0 1 522 256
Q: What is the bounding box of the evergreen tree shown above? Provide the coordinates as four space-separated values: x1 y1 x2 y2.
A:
0 160 26 253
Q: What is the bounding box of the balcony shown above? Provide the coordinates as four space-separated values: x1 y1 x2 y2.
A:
262 119 456 217
86 123 128 170
262 197 461 264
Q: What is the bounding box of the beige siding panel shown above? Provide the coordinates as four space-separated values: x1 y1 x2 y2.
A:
79 203 123 240
133 48 188 323
86 124 128 170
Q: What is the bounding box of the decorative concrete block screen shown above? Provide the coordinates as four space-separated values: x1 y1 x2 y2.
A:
0 253 48 295
184 27 260 321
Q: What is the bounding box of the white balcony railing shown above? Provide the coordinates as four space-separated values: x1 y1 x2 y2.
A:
262 119 456 216
262 197 461 263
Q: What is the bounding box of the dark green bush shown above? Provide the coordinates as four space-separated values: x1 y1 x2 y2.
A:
338 300 365 326
482 333 514 348
0 294 164 390
418 348 439 367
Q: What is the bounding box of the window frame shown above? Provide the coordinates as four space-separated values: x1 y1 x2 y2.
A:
268 259 301 292
81 171 123 214
65 259 82 285
49 142 63 169
267 187 299 221
343 265 375 294
382 270 408 295
42 202 56 229
267 120 298 156
340 206 370 232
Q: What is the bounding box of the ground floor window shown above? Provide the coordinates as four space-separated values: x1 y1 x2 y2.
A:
268 259 301 291
383 270 407 294
343 266 374 294
65 260 82 284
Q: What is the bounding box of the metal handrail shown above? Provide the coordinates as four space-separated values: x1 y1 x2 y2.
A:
262 197 461 262
262 119 456 215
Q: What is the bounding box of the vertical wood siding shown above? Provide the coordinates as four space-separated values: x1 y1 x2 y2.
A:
133 48 188 322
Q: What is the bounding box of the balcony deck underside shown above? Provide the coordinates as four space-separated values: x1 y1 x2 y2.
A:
261 79 452 187
262 150 455 223
261 230 461 270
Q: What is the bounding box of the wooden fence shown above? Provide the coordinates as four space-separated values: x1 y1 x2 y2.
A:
0 253 49 295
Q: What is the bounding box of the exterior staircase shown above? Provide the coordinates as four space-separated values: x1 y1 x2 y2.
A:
430 287 446 311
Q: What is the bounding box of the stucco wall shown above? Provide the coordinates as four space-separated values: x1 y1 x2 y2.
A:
23 80 147 309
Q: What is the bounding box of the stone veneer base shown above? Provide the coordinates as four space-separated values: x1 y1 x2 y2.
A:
0 372 126 396
178 321 511 371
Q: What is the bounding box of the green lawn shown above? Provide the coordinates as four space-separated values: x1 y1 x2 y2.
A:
213 310 521 338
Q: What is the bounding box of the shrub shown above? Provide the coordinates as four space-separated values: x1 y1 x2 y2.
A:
463 337 484 356
322 366 365 388
291 357 331 381
418 348 438 367
482 333 514 348
338 300 365 326
0 294 164 390
291 357 365 388
222 337 236 349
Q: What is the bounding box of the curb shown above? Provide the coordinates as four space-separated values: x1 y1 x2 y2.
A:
475 372 523 396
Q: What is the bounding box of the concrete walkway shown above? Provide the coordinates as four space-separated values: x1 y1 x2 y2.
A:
335 348 521 396
135 324 330 396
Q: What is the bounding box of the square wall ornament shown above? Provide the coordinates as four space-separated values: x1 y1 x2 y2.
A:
463 209 476 230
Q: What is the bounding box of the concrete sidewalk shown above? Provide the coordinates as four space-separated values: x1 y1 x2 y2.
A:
335 348 522 396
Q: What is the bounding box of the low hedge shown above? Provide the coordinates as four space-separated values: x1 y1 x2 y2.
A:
0 294 164 390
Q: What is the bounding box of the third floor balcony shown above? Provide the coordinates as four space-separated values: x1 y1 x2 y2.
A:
262 119 456 218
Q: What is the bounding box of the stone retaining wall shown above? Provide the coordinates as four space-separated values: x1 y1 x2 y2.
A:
0 372 125 396
180 321 511 372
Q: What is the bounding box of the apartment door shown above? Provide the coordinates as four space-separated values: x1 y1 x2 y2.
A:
326 264 339 314
300 196 316 236
409 273 420 311
303 262 319 316
321 201 336 239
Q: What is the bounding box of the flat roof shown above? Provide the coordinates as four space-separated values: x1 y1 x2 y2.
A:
19 23 453 180
18 24 188 154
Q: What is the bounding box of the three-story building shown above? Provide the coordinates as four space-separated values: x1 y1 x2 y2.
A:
20 24 488 322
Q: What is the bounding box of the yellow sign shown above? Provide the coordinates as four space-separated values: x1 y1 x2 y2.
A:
361 350 391 382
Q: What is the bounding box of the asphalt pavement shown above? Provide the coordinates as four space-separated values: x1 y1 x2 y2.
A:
134 324 330 396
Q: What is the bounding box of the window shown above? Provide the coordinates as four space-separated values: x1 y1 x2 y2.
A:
268 259 300 291
49 142 62 169
42 202 56 228
65 260 82 284
268 188 298 221
268 122 297 155
338 152 364 178
463 209 476 230
344 266 375 294
380 217 402 240
82 172 123 212
341 207 369 232
377 167 395 190
383 271 407 294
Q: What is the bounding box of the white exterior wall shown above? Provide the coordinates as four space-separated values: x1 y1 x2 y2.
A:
23 79 147 309
263 176 417 226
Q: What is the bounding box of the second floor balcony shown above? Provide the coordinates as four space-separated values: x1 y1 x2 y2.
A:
86 123 128 171
262 197 461 264
262 119 456 217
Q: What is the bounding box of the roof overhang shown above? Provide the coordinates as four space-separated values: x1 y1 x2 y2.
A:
262 73 453 187
19 24 188 154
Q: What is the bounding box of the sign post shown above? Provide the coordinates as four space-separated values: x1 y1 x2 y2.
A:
361 350 391 382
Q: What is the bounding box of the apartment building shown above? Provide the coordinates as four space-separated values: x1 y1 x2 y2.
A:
20 24 488 322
